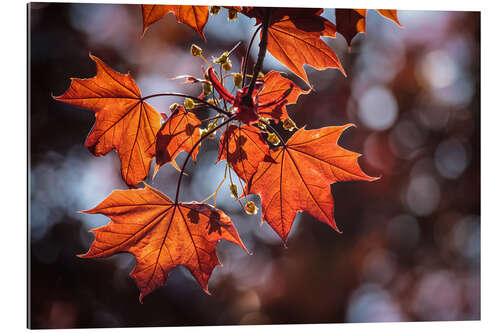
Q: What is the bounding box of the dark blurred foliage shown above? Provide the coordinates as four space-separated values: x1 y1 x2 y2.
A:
29 3 480 328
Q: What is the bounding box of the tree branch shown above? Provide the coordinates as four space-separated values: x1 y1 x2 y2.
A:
242 25 262 87
243 8 272 103
174 116 236 204
141 93 232 117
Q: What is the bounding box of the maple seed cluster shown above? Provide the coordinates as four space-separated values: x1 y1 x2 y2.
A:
214 51 232 71
233 72 243 88
52 5 396 301
245 201 258 215
184 98 195 110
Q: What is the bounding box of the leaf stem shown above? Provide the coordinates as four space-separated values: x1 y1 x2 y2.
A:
174 116 236 204
201 115 224 123
141 93 232 117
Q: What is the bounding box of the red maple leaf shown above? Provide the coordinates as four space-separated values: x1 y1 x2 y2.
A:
79 184 247 302
155 105 201 174
239 7 345 85
53 54 161 187
245 125 378 242
335 9 402 45
217 124 270 186
141 4 209 40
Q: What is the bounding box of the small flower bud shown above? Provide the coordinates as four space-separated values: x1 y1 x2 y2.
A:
190 44 203 57
207 122 217 131
228 9 238 21
258 117 270 130
233 72 243 88
206 98 215 105
282 118 297 131
245 201 258 215
202 82 212 95
184 98 195 110
267 132 280 146
257 71 265 79
210 6 221 15
170 103 180 112
229 184 238 198
222 59 232 71
215 51 229 64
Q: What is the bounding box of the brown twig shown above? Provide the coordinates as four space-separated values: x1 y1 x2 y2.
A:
243 8 272 104
174 116 236 204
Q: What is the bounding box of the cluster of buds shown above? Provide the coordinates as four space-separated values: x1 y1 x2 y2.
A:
169 103 180 112
200 121 218 138
183 37 302 219
258 116 271 130
233 72 243 88
202 82 212 95
282 118 297 131
184 98 195 110
245 201 258 215
214 51 232 71
266 132 280 146
190 44 203 57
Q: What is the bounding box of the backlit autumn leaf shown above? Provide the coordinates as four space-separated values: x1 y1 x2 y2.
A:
53 54 161 187
79 184 247 302
377 9 402 26
155 106 201 174
335 9 367 46
246 125 378 242
142 4 209 40
258 71 309 121
335 9 401 45
241 8 345 86
218 125 269 186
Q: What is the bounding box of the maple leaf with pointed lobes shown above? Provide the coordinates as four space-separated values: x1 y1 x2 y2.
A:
78 184 247 302
240 7 345 86
218 125 270 186
245 125 378 242
142 5 209 40
335 9 402 45
258 71 309 121
155 106 201 175
53 54 161 187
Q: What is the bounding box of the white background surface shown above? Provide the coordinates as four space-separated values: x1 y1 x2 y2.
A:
4 0 496 331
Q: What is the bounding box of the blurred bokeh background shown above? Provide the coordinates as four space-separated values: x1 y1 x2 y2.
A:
29 3 480 328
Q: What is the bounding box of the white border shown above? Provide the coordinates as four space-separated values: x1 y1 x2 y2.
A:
4 0 497 332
